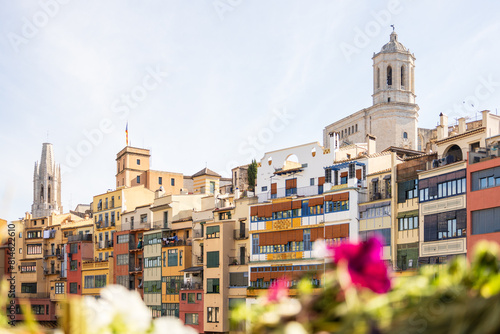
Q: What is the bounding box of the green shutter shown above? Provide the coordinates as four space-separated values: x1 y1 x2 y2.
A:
207 251 219 268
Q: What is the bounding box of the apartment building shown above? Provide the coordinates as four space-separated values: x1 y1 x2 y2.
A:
467 136 500 256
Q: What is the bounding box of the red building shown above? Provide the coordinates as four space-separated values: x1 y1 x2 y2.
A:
114 228 146 298
179 287 204 333
467 145 500 257
66 234 94 295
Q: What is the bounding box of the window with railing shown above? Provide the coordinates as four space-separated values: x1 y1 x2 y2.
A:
27 244 42 255
163 276 182 295
21 283 37 293
144 280 161 294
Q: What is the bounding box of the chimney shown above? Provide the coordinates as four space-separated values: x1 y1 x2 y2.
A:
329 132 338 151
458 117 466 133
366 134 376 155
482 110 490 132
437 113 448 140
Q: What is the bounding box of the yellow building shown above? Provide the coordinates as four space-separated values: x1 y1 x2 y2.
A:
92 185 154 261
192 168 221 195
81 258 114 297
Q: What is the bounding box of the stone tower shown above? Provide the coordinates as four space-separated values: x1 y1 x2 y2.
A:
372 30 416 105
323 30 419 151
32 143 62 218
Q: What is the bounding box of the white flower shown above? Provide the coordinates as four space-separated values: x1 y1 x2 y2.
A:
152 317 198 334
284 321 308 334
276 298 301 317
312 239 329 259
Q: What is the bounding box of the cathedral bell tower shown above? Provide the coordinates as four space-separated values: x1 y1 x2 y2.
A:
32 143 62 218
372 30 416 105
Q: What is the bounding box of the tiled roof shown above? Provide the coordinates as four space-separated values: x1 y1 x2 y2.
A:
192 167 221 178
435 127 485 145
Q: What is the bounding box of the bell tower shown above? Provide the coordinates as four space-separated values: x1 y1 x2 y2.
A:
32 143 62 218
372 30 416 105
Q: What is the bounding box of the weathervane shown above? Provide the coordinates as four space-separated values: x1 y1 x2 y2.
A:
391 24 395 32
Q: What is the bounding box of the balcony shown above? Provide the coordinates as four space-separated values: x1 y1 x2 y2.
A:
234 229 249 240
44 249 61 257
96 221 115 230
161 239 191 248
180 282 203 290
258 185 323 202
68 234 93 243
18 292 51 299
469 145 500 164
43 268 61 275
192 229 203 239
194 255 203 266
152 220 170 230
129 264 143 274
229 256 249 266
97 240 114 249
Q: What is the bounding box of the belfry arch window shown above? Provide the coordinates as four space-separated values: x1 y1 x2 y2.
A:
387 66 392 86
48 185 51 202
40 185 44 201
401 66 405 88
377 68 380 88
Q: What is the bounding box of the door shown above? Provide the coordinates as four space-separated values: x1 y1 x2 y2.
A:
240 246 246 265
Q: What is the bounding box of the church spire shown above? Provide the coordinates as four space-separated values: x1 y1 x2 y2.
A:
32 143 62 218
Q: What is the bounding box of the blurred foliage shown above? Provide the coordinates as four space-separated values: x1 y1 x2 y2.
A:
232 241 500 334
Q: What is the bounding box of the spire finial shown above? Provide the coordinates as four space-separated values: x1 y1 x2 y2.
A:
391 24 395 32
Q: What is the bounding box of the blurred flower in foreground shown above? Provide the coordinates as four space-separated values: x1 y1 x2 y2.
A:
331 237 391 294
267 278 289 303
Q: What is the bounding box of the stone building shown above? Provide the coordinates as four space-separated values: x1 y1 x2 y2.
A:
324 31 419 152
32 143 62 218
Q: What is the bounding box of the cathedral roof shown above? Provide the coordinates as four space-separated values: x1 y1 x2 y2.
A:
379 31 408 54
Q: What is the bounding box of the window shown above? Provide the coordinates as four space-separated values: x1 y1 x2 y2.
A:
32 305 45 315
163 276 182 294
403 132 408 139
252 235 259 254
20 263 36 273
206 226 220 239
143 280 161 294
137 159 140 165
140 214 147 223
105 198 108 209
197 293 202 300
310 178 315 186
21 283 37 293
70 260 77 271
70 282 77 294
117 254 128 266
359 229 391 247
27 244 42 255
84 276 95 288
137 176 140 183
219 212 232 220
207 307 219 323
207 251 219 268
387 66 392 85
230 272 249 287
26 230 41 239
472 207 500 235
159 177 162 185
423 210 466 241
181 293 186 301
398 216 419 230
210 181 216 194
117 234 129 244
145 256 161 268
188 293 195 303
171 178 175 186
163 303 179 317
179 250 183 266
377 67 380 88
303 229 311 251
261 186 268 192
185 313 199 325
55 283 64 295
207 278 220 293
168 249 178 267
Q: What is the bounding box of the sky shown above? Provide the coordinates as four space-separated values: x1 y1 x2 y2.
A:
1 0 500 221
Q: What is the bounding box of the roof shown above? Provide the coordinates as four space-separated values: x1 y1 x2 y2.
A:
378 31 409 54
181 266 204 272
435 127 485 145
381 146 424 156
192 167 221 178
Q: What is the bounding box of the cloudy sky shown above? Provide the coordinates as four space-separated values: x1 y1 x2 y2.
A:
1 0 499 221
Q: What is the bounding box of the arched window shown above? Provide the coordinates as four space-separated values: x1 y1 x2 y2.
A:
403 132 408 139
48 185 51 202
387 66 392 86
40 185 44 201
377 68 380 88
355 124 358 132
348 127 351 135
401 66 405 88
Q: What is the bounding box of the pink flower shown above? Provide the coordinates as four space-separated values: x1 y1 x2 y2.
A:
329 236 391 294
266 278 289 303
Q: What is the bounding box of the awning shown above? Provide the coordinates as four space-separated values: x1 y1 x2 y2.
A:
383 175 391 180
371 177 379 182
181 266 204 273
